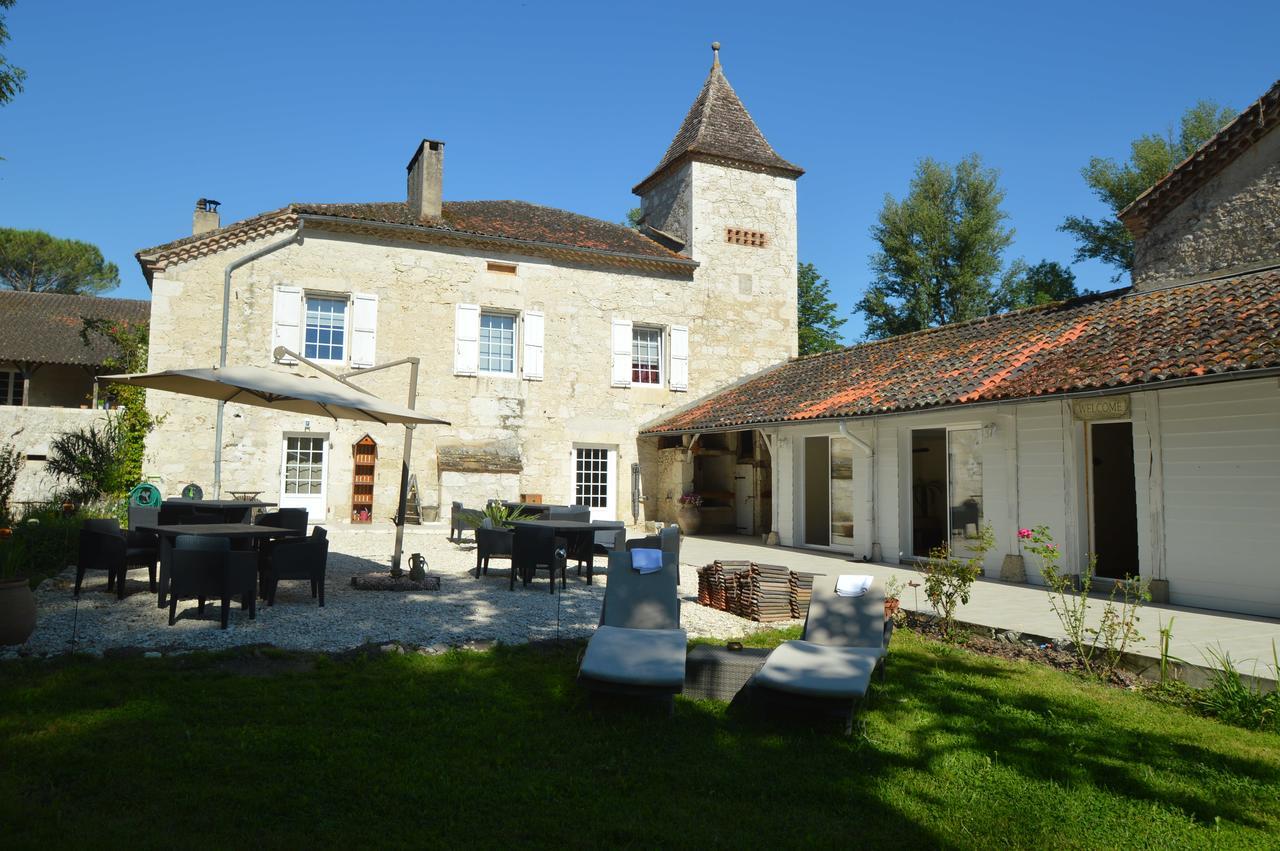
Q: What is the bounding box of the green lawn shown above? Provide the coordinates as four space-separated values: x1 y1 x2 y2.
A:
2 629 1277 849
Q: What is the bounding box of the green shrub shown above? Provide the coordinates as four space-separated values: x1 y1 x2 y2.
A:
0 504 103 588
918 523 994 641
46 416 130 502
0 439 22 522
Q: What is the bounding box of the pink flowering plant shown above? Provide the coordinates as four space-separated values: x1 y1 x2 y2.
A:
1021 524 1149 680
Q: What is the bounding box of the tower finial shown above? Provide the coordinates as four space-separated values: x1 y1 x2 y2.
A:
711 41 721 67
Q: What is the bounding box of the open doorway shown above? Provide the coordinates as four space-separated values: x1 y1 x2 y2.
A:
1089 422 1139 579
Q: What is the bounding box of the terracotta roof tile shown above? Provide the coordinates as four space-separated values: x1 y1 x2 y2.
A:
0 291 150 367
645 268 1280 433
136 200 687 277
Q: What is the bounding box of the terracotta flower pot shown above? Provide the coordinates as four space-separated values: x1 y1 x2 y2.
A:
0 577 36 646
885 597 901 619
676 505 702 535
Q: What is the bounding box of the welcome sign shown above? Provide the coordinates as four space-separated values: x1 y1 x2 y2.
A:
1071 396 1131 421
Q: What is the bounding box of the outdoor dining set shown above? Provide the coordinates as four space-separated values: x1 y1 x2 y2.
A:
453 500 678 593
74 493 328 629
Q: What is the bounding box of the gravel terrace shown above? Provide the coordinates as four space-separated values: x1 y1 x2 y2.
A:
16 526 797 657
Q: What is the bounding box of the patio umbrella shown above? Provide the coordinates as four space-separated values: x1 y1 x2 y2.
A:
100 365 447 426
99 363 449 574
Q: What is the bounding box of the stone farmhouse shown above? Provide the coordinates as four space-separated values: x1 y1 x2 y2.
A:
0 291 149 504
134 48 799 529
644 80 1280 619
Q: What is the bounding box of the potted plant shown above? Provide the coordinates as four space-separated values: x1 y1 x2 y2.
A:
676 492 703 535
0 527 37 646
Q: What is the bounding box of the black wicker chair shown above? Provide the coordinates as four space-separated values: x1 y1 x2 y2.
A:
475 525 514 577
511 524 566 593
167 535 257 628
75 519 158 600
260 527 329 607
256 508 308 537
450 501 485 542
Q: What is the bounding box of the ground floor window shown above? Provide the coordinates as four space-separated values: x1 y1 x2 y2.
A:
0 369 23 405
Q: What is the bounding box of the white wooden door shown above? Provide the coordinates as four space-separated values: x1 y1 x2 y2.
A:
734 463 754 535
573 446 615 521
279 434 327 522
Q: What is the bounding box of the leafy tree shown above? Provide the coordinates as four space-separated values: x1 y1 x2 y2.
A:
624 207 643 228
857 154 1015 339
80 318 157 488
1061 101 1236 280
797 262 845 355
47 416 129 503
0 0 24 110
0 228 121 294
994 260 1082 311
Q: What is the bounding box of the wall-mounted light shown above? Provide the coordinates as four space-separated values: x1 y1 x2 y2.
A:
983 422 998 439
303 419 312 431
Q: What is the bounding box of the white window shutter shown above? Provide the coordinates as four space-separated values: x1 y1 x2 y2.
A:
350 292 378 368
523 310 544 381
611 318 633 387
669 324 689 391
454 303 480 376
272 284 302 363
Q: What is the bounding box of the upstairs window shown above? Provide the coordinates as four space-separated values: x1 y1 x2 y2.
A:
304 296 347 362
631 326 662 385
478 311 516 375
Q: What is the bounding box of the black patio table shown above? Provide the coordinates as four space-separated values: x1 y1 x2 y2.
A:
509 518 601 583
161 498 276 525
138 523 295 608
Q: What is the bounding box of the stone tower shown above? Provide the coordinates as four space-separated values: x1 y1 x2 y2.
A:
633 43 803 357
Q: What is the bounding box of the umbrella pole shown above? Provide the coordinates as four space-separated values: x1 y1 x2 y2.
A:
390 359 419 577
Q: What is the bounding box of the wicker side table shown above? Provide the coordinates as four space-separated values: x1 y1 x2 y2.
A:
684 645 771 702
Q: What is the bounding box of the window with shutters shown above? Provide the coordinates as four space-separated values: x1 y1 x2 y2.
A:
631 326 662 385
478 311 516 375
304 296 348 362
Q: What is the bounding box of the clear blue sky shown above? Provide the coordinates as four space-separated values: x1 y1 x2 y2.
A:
2 0 1277 340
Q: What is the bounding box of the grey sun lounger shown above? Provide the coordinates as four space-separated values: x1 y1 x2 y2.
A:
578 550 686 711
750 577 887 733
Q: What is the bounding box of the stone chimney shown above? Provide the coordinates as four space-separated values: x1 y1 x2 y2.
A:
193 198 221 235
407 140 444 222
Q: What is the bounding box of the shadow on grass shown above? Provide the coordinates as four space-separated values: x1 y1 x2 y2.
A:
1 635 1277 847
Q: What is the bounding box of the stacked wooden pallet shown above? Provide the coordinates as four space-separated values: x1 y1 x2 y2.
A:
790 571 816 619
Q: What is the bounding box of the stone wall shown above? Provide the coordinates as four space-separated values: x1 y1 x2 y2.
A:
0 406 112 504
639 163 693 247
144 212 796 526
1133 125 1280 288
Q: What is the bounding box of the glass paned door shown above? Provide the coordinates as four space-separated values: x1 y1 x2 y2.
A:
947 427 984 555
573 446 615 521
280 434 326 521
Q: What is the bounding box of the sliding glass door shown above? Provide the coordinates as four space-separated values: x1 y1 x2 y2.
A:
911 426 983 557
804 435 856 549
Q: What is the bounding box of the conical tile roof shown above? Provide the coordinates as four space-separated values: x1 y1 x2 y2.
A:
634 51 802 194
